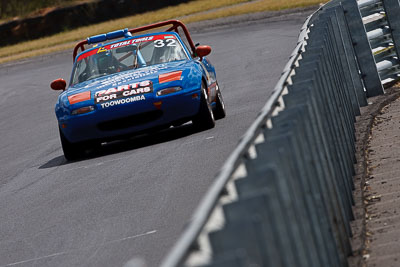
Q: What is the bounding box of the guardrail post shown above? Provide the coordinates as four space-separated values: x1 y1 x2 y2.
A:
289 58 356 215
305 30 357 176
246 132 337 267
343 0 384 96
202 251 251 267
320 9 362 115
208 209 268 266
334 5 368 106
382 0 400 59
259 103 350 266
323 5 368 108
322 0 385 96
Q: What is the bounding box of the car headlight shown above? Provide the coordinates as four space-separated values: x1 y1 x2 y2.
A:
156 87 182 96
68 91 91 104
71 106 95 115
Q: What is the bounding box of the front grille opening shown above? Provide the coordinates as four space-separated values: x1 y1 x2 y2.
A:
97 110 163 131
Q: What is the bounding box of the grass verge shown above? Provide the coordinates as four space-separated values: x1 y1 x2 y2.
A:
0 0 324 64
0 0 88 21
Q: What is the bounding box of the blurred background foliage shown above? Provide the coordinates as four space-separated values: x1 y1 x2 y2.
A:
0 0 81 20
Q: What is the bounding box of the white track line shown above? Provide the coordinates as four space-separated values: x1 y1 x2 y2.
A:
1 230 157 267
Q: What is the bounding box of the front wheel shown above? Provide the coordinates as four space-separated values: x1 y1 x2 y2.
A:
213 83 226 120
59 128 85 161
192 82 215 130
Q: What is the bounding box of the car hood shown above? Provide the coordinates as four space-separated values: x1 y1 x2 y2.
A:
66 61 198 97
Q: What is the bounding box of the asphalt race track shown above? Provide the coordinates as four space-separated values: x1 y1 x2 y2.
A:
0 11 308 267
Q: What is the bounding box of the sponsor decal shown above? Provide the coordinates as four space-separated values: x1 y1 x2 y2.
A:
109 36 154 49
77 34 176 61
83 64 167 90
100 95 145 109
97 47 108 54
95 80 152 106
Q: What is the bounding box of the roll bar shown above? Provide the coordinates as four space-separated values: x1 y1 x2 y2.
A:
72 20 196 62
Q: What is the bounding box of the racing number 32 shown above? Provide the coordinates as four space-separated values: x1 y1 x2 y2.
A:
154 39 176 48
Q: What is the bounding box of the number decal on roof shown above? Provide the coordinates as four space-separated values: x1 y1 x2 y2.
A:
154 39 176 48
166 39 176 47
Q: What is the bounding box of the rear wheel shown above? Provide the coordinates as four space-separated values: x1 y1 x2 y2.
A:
59 128 85 161
193 82 215 130
213 83 226 120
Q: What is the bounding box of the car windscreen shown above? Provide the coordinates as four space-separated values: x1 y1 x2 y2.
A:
71 34 189 86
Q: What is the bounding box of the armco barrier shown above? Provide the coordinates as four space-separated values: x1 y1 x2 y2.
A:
161 0 400 266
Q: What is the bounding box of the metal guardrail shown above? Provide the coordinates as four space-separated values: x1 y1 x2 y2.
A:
160 0 400 266
360 0 400 85
161 13 315 267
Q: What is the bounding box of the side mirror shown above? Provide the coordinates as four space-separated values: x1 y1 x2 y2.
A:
51 78 66 91
195 45 211 60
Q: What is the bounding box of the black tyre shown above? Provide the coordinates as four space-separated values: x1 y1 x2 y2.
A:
213 83 226 120
193 82 215 130
59 128 85 161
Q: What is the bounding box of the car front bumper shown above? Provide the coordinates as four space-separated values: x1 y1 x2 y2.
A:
58 88 201 143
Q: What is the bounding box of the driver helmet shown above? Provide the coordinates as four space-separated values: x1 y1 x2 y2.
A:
94 50 114 74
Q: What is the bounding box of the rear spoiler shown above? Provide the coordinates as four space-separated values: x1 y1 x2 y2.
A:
72 20 196 62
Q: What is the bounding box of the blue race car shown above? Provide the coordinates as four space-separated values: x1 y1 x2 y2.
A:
51 20 226 160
